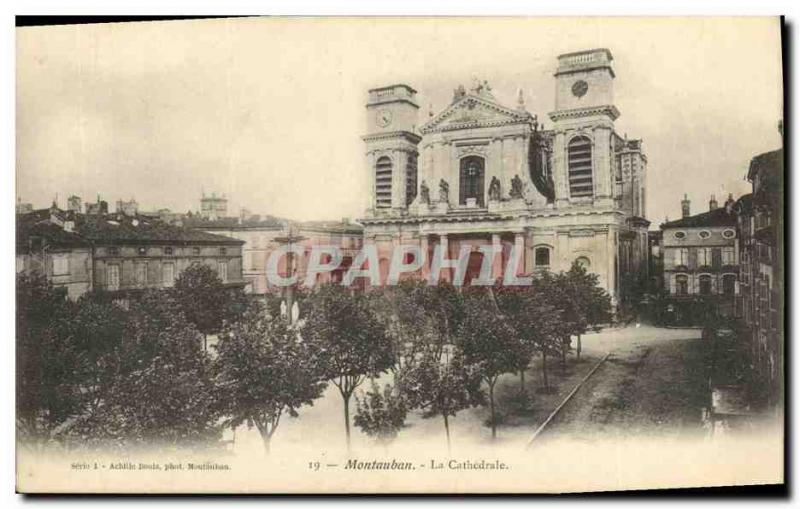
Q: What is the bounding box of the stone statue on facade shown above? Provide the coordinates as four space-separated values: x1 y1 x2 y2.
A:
452 85 466 103
419 180 430 204
488 176 502 201
510 174 525 200
438 179 450 203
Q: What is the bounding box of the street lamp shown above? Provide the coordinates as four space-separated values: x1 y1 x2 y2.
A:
272 222 307 325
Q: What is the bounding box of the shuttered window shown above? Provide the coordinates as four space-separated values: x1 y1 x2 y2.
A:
406 153 417 206
568 136 593 198
375 156 393 208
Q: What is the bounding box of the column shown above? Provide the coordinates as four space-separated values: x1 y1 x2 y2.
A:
439 234 450 282
420 234 430 279
491 233 503 281
514 232 525 276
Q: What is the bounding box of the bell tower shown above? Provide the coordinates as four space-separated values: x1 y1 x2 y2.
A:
363 84 421 214
549 49 619 207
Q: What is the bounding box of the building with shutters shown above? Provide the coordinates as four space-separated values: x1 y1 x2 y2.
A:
658 194 739 318
359 49 650 303
16 205 245 300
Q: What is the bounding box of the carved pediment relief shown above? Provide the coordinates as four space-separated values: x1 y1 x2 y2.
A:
421 95 533 134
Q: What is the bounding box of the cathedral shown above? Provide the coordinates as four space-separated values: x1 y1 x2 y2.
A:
359 49 650 303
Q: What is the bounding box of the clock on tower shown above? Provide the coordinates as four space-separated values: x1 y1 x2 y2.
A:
363 84 421 212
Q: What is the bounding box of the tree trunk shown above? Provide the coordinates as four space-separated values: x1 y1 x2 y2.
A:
443 413 451 455
203 334 208 353
519 369 526 395
577 334 582 361
261 431 271 455
343 393 352 452
488 380 497 440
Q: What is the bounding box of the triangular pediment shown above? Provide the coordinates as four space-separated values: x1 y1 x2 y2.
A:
421 95 534 134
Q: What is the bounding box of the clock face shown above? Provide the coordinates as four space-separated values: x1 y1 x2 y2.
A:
572 80 589 98
377 109 393 127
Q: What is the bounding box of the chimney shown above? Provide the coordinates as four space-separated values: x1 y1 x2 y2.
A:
681 194 691 218
724 193 735 213
67 195 82 213
709 195 718 211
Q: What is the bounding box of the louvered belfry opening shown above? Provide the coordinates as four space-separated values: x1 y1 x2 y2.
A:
567 136 593 198
375 156 393 208
406 153 418 206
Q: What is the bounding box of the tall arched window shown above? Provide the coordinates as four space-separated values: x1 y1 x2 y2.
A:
699 275 712 295
406 153 418 206
676 274 689 295
567 136 593 198
460 156 485 206
375 156 393 208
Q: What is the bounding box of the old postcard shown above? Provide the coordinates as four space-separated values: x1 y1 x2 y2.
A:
15 16 784 494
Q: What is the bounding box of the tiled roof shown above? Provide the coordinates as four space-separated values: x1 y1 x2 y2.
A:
16 218 90 253
76 214 243 245
660 207 737 229
16 210 243 248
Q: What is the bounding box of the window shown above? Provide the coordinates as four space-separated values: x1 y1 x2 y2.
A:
135 262 148 288
567 136 593 198
164 246 174 255
697 247 711 267
677 248 689 267
676 274 689 295
193 247 201 256
723 274 736 296
137 247 147 255
107 246 119 256
722 229 736 239
535 247 551 267
711 248 722 268
722 246 735 265
459 156 485 206
699 275 712 295
698 230 710 239
52 253 69 275
575 256 591 270
673 231 686 239
406 153 418 206
375 156 393 208
107 264 120 290
218 261 228 282
220 247 227 255
162 263 175 288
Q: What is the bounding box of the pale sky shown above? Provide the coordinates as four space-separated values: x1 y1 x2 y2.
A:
16 17 783 224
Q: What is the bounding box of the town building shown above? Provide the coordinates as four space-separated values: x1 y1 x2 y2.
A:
658 194 739 320
200 191 228 220
116 198 139 216
188 214 363 294
359 49 650 302
735 129 783 409
16 205 245 300
16 206 93 300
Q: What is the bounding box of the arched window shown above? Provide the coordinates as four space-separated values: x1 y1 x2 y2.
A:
534 247 551 267
699 275 712 295
676 274 689 295
406 153 418 206
575 256 591 270
459 156 485 207
375 156 393 208
567 136 593 198
722 274 736 296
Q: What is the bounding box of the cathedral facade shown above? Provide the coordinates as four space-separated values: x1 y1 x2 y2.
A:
359 49 649 303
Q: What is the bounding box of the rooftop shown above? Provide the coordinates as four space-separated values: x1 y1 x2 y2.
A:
660 206 738 229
